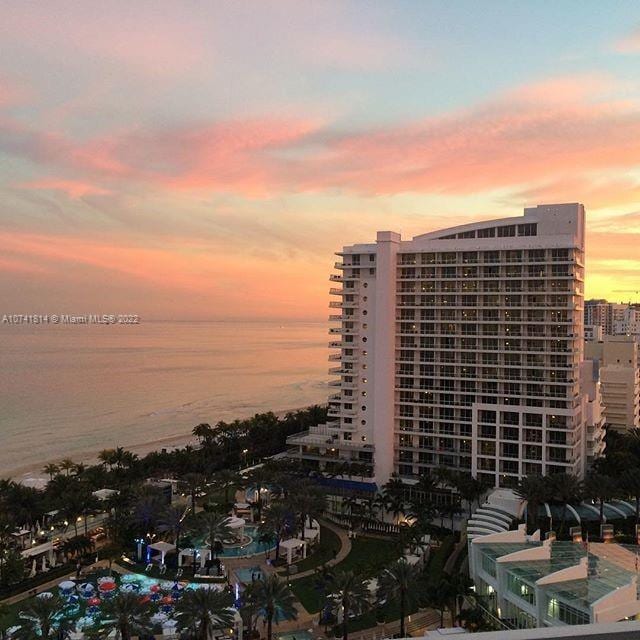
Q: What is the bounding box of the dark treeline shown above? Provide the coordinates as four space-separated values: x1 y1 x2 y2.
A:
0 407 326 566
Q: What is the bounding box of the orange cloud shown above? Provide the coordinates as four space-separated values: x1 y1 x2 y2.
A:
0 231 328 320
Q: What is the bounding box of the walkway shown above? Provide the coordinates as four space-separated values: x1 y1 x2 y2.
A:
287 518 352 581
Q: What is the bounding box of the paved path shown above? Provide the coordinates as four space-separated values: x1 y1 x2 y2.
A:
285 519 352 581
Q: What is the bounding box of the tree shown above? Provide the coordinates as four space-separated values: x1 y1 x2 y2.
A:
329 570 370 640
245 467 272 520
619 468 640 523
159 505 188 557
289 481 326 533
175 586 234 640
585 473 618 526
42 463 59 481
240 581 260 640
261 503 293 562
549 474 584 536
254 575 297 640
102 591 154 640
377 559 422 637
199 512 233 559
192 423 214 447
98 448 117 470
515 475 551 534
212 469 243 504
59 458 76 476
181 472 207 513
14 595 72 639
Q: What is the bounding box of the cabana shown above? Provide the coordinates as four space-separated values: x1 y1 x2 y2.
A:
225 516 245 541
279 538 306 565
92 488 119 501
148 541 176 565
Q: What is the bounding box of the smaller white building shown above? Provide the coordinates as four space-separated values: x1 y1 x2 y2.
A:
469 525 640 629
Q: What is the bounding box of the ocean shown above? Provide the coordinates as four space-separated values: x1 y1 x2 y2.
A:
0 321 328 480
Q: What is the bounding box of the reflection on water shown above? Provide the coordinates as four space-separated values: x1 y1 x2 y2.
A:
0 321 327 477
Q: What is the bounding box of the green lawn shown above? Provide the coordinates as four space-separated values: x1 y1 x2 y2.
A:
290 535 402 613
279 525 341 576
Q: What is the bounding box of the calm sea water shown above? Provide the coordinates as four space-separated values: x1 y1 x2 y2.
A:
0 321 328 479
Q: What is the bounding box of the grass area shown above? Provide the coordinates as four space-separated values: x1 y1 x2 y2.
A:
279 525 341 577
290 535 402 613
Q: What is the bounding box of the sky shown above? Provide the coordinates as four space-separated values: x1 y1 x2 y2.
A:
1 0 640 321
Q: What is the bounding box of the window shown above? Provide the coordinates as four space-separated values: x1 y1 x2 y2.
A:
497 225 516 237
518 223 537 236
478 227 495 238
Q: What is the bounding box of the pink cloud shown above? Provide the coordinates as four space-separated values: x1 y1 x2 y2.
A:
614 25 640 53
3 74 640 200
17 179 110 199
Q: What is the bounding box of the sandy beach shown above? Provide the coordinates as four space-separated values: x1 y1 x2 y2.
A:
13 405 309 487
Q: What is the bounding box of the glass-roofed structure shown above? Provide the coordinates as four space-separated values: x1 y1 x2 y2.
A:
469 524 640 629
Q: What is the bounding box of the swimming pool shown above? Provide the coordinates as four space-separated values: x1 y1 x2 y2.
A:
234 566 265 583
195 525 276 558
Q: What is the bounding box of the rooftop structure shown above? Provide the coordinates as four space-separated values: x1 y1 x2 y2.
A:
288 203 604 487
469 525 640 629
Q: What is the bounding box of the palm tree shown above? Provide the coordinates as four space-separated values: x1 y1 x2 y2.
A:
200 512 233 559
261 503 293 562
159 505 188 558
329 570 370 640
181 472 207 513
175 586 234 640
59 458 75 476
246 467 271 520
585 473 618 526
289 482 326 532
102 591 154 640
213 469 243 504
254 575 297 640
549 474 584 537
620 468 640 522
14 594 72 639
193 423 214 447
42 463 59 481
98 448 117 470
515 475 551 534
240 581 260 640
377 559 422 637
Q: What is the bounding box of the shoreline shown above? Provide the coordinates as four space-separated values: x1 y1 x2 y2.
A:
9 405 313 485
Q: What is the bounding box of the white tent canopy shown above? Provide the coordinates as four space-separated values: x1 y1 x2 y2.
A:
93 488 119 501
279 537 307 565
148 541 176 564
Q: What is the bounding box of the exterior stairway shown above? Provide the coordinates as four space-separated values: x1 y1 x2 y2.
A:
466 488 522 541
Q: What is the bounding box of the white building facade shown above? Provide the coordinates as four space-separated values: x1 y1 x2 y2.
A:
288 203 603 487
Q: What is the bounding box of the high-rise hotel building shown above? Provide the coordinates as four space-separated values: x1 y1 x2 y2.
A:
288 204 604 488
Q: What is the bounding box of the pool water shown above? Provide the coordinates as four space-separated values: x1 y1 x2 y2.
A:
195 525 276 558
234 566 265 583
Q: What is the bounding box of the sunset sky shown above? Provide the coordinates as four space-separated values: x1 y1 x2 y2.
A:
1 1 640 321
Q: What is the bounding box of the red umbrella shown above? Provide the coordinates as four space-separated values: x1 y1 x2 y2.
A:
162 595 173 604
88 597 101 606
139 595 151 604
150 584 161 593
98 581 116 592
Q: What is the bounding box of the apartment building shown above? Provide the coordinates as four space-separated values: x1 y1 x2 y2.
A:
584 300 637 336
288 203 603 488
585 335 640 432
